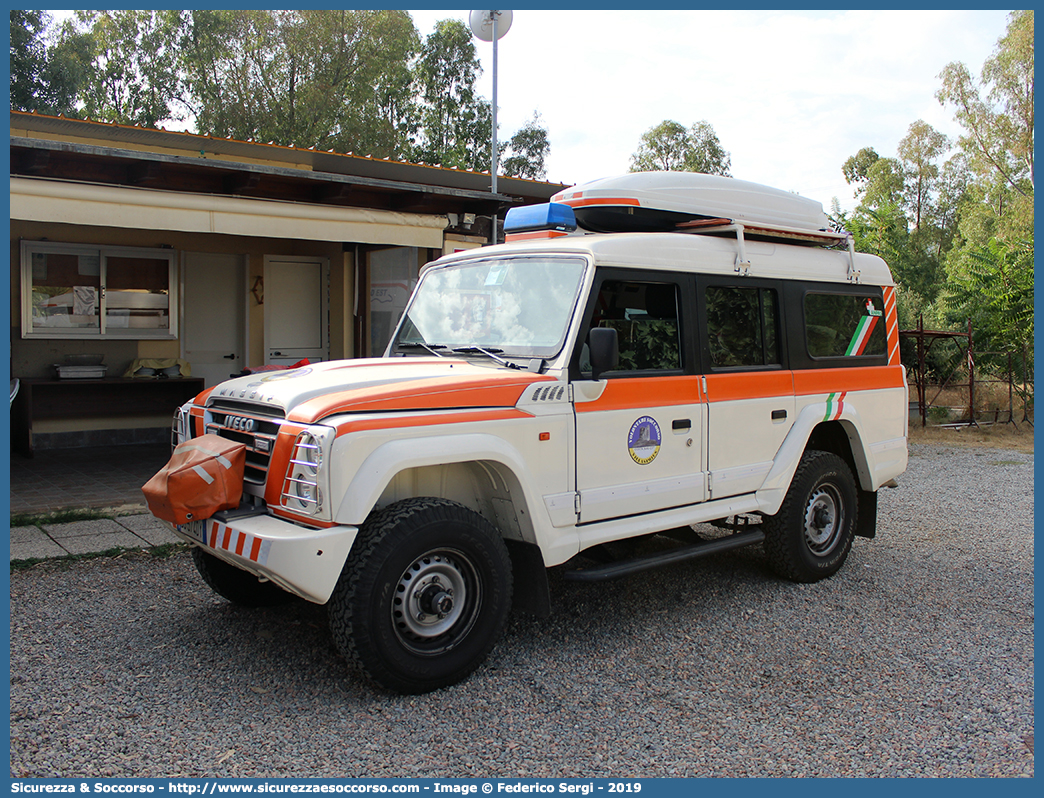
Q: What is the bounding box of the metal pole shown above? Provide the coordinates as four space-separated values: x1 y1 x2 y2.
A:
967 317 976 427
490 11 498 245
491 10 498 197
917 314 926 427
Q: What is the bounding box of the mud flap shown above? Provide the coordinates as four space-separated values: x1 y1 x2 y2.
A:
856 488 877 538
143 434 247 525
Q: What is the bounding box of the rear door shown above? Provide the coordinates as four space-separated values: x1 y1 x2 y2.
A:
572 269 707 523
698 277 795 498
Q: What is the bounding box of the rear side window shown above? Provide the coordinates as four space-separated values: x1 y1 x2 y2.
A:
805 293 886 358
705 285 780 368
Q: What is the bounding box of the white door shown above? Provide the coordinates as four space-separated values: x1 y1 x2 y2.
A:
572 275 708 524
182 252 247 388
264 256 329 364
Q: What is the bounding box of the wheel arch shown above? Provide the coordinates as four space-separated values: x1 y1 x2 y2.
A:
332 436 553 619
758 402 876 516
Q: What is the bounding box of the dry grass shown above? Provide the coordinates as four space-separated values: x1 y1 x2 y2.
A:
908 420 1034 453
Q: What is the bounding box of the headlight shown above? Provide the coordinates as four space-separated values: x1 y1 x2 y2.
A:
281 431 325 514
171 405 190 449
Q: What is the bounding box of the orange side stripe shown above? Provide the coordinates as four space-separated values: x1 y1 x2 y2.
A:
558 196 642 208
505 230 570 242
334 408 528 437
575 376 703 412
705 371 794 402
883 286 901 365
793 365 906 395
268 507 338 528
288 373 554 424
249 537 262 562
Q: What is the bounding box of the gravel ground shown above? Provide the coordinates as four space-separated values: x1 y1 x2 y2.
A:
10 443 1034 778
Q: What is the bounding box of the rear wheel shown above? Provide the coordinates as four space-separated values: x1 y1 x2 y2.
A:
191 547 295 607
328 498 513 694
764 450 858 583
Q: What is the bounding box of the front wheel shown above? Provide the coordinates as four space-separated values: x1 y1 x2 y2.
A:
763 450 858 583
328 498 513 694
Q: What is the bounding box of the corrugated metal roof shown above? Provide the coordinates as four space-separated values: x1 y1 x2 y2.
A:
9 111 569 200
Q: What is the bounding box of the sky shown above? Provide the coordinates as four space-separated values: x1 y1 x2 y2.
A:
409 8 1013 212
42 8 1014 213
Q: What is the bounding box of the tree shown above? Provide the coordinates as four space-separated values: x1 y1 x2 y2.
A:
183 10 419 159
411 18 491 171
842 146 880 195
629 120 731 175
944 237 1033 358
500 112 550 180
67 10 187 127
10 10 88 116
936 10 1033 365
896 120 949 229
937 10 1033 197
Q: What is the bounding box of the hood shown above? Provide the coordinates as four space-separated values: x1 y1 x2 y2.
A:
206 358 555 424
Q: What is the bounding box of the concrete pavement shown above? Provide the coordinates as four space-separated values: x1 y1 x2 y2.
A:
10 512 181 562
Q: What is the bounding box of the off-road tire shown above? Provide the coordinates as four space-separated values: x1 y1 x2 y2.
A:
191 547 295 607
763 450 858 583
328 497 513 694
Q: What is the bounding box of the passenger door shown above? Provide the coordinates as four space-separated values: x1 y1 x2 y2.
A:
698 278 795 499
573 271 707 524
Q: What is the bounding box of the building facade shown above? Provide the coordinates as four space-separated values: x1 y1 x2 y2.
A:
9 111 566 449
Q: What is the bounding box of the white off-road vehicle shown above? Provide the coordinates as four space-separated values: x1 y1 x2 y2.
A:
162 172 908 693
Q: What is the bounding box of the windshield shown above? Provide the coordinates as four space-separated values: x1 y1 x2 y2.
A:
391 256 587 360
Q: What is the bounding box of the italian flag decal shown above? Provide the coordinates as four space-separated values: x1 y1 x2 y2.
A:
825 391 848 421
844 299 882 356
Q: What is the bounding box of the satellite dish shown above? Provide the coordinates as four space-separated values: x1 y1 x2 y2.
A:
469 10 513 41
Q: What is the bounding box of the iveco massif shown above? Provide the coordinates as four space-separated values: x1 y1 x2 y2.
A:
160 172 908 693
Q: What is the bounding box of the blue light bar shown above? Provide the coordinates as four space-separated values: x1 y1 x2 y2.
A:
503 202 577 234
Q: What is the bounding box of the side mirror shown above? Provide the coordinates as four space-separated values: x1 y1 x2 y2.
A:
588 327 619 380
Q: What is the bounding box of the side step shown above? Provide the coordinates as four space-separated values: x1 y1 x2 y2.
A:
562 529 765 582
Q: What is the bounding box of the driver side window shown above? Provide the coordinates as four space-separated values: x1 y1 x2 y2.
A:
582 279 682 375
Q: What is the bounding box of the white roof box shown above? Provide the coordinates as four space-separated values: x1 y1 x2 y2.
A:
551 172 831 235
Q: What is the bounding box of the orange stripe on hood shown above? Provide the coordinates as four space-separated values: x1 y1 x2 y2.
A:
287 372 555 424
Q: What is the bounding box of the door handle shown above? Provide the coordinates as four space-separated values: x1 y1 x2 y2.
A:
672 419 691 431
223 353 236 360
771 409 787 420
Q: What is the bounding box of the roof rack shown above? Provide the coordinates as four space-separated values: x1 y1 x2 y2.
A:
676 218 860 283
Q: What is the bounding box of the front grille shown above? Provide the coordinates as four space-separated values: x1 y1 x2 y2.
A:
205 405 283 489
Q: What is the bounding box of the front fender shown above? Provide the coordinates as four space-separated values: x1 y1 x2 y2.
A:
333 432 540 527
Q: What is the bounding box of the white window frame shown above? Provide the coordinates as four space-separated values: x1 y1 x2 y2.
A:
20 240 178 340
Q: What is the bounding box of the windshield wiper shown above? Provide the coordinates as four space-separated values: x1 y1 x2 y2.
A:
451 346 523 370
396 342 447 357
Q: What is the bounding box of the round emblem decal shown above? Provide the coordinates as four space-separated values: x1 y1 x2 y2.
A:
628 416 662 465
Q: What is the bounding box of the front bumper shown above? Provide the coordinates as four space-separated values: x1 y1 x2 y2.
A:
166 512 358 604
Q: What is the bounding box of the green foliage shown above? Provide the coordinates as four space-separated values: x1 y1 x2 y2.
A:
411 18 491 171
936 10 1033 198
840 12 1033 362
615 320 679 372
842 147 880 193
9 10 88 116
182 10 420 158
500 112 550 180
12 11 548 174
629 120 731 175
944 237 1033 358
74 10 187 127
